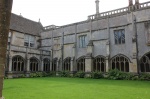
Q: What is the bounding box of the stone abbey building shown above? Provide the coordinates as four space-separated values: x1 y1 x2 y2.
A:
6 0 150 78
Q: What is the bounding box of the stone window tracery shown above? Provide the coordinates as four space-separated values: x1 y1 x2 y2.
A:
12 56 24 71
30 57 39 72
52 58 57 71
77 57 85 72
43 58 50 71
111 55 129 72
63 57 71 71
140 53 150 72
114 29 125 44
93 56 106 72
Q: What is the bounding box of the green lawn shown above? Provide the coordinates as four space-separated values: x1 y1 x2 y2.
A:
3 77 150 99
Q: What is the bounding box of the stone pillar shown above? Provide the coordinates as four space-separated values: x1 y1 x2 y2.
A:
105 57 109 72
106 40 110 72
26 58 30 72
72 44 77 71
71 57 74 72
7 56 13 78
8 56 12 72
56 59 60 71
85 57 93 73
85 40 94 74
41 59 44 72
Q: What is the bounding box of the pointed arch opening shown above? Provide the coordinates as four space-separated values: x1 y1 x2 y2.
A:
77 56 85 72
63 57 71 71
12 55 24 71
111 54 129 72
140 52 150 72
93 56 106 72
43 58 50 72
30 57 39 72
52 58 57 72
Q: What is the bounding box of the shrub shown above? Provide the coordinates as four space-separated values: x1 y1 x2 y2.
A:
36 72 43 77
29 73 37 78
107 69 124 80
91 72 104 79
75 71 85 78
59 71 70 77
139 73 150 81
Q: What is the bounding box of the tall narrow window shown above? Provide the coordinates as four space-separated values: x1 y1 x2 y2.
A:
63 57 71 71
79 35 87 48
24 35 29 47
77 57 85 72
114 29 125 44
24 34 35 47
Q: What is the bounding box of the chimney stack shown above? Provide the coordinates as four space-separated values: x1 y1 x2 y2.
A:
129 0 133 6
95 0 99 14
135 0 139 5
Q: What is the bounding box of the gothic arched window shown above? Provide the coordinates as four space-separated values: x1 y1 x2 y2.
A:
12 56 24 71
93 56 106 72
63 57 71 71
43 58 50 72
140 53 150 72
111 55 129 72
30 57 39 72
77 57 85 72
52 58 57 71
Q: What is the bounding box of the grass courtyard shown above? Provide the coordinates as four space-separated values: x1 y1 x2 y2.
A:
3 77 150 99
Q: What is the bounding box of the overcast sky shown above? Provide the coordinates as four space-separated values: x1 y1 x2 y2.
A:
12 0 148 26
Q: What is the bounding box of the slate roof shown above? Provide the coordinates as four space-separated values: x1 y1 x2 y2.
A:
10 13 43 36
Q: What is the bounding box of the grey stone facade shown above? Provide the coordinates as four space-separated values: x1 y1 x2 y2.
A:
6 0 150 78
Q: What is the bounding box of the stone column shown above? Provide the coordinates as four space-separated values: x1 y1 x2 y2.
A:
26 58 30 72
85 56 93 73
71 57 74 72
106 40 110 72
56 59 60 71
85 40 94 74
41 59 44 72
8 56 12 72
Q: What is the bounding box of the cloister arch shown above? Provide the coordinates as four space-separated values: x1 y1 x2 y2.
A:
52 58 57 71
43 58 50 72
111 54 130 72
140 52 150 72
30 57 39 72
12 55 25 71
93 55 106 72
77 56 85 72
63 57 71 71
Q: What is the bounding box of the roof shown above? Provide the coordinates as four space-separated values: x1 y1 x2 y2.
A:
10 13 43 36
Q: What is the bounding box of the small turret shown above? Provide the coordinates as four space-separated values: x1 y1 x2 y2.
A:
129 0 133 6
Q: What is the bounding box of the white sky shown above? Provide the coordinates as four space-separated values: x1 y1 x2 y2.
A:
12 0 148 27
